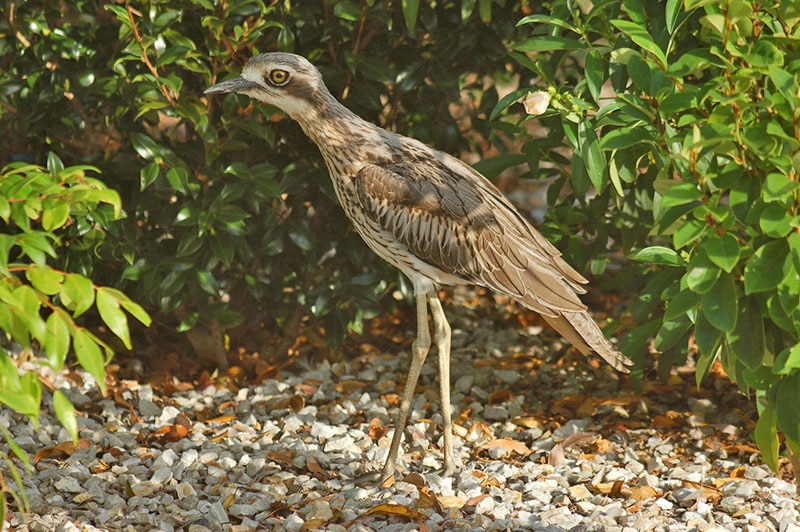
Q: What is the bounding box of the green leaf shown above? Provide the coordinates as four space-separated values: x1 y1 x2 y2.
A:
579 120 606 192
514 36 585 52
776 373 800 447
402 0 419 33
660 182 702 209
629 246 685 267
663 288 699 321
747 39 783 68
0 356 41 417
96 287 132 349
42 200 71 231
52 390 78 445
694 313 722 388
687 251 721 294
611 19 668 69
585 50 605 103
26 266 65 295
72 329 107 394
516 14 580 33
44 311 71 369
666 0 683 34
654 313 691 352
140 162 160 191
130 132 163 162
754 399 780 472
744 240 788 294
701 273 738 333
705 233 740 273
775 344 800 374
673 218 706 249
764 173 799 202
47 152 65 175
599 127 654 150
759 204 793 238
727 298 765 370
61 273 95 317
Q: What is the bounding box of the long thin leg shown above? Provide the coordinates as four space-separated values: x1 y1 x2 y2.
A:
428 294 455 476
376 291 431 486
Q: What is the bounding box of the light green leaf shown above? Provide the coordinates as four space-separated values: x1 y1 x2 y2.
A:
96 287 132 349
611 19 668 69
26 266 65 295
61 273 95 317
42 200 71 231
629 246 685 267
44 311 71 370
72 329 107 394
52 390 78 445
754 399 779 472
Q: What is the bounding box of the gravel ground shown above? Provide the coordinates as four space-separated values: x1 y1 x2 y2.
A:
2 289 799 531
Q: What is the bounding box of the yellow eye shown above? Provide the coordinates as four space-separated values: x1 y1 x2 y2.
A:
267 69 290 85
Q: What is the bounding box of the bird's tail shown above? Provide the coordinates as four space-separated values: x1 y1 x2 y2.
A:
540 311 632 373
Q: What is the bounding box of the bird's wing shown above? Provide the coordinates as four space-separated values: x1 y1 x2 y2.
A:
352 159 589 317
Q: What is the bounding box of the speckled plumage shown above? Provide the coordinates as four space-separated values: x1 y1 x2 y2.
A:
207 53 631 483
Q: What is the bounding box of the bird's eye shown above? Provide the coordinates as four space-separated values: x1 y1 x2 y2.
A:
267 69 290 86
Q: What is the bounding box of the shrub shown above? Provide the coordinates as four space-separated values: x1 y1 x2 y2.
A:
497 0 800 470
1 0 529 365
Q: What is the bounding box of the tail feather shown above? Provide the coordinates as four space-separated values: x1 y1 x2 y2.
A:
540 311 632 373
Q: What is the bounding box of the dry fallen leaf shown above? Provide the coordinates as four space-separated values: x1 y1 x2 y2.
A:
466 493 491 506
368 418 388 441
488 389 512 405
289 394 305 412
300 518 325 531
513 416 545 430
363 503 427 521
476 438 531 456
436 496 466 510
267 450 295 467
629 485 660 501
205 414 237 424
334 379 367 394
590 480 629 497
306 455 325 474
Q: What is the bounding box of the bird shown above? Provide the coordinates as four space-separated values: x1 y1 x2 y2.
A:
206 52 632 486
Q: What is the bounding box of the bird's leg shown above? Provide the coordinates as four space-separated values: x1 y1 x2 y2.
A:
375 292 431 486
428 293 455 477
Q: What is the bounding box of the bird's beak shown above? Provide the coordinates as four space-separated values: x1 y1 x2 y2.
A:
205 76 260 95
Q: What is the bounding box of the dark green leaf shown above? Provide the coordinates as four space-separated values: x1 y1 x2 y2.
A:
776 373 800 447
701 273 737 332
705 233 740 272
686 251 721 294
514 37 585 52
727 298 765 370
744 240 788 294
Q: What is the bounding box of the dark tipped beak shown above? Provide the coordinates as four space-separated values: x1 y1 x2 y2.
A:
205 76 260 95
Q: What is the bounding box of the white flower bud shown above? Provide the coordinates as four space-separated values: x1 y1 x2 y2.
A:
521 90 550 116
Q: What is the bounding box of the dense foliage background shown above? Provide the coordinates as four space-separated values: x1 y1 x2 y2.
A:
1 0 799 501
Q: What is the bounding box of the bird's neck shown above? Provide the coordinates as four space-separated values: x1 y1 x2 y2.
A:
290 90 382 167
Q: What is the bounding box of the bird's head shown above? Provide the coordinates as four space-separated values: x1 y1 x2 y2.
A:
205 52 327 118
